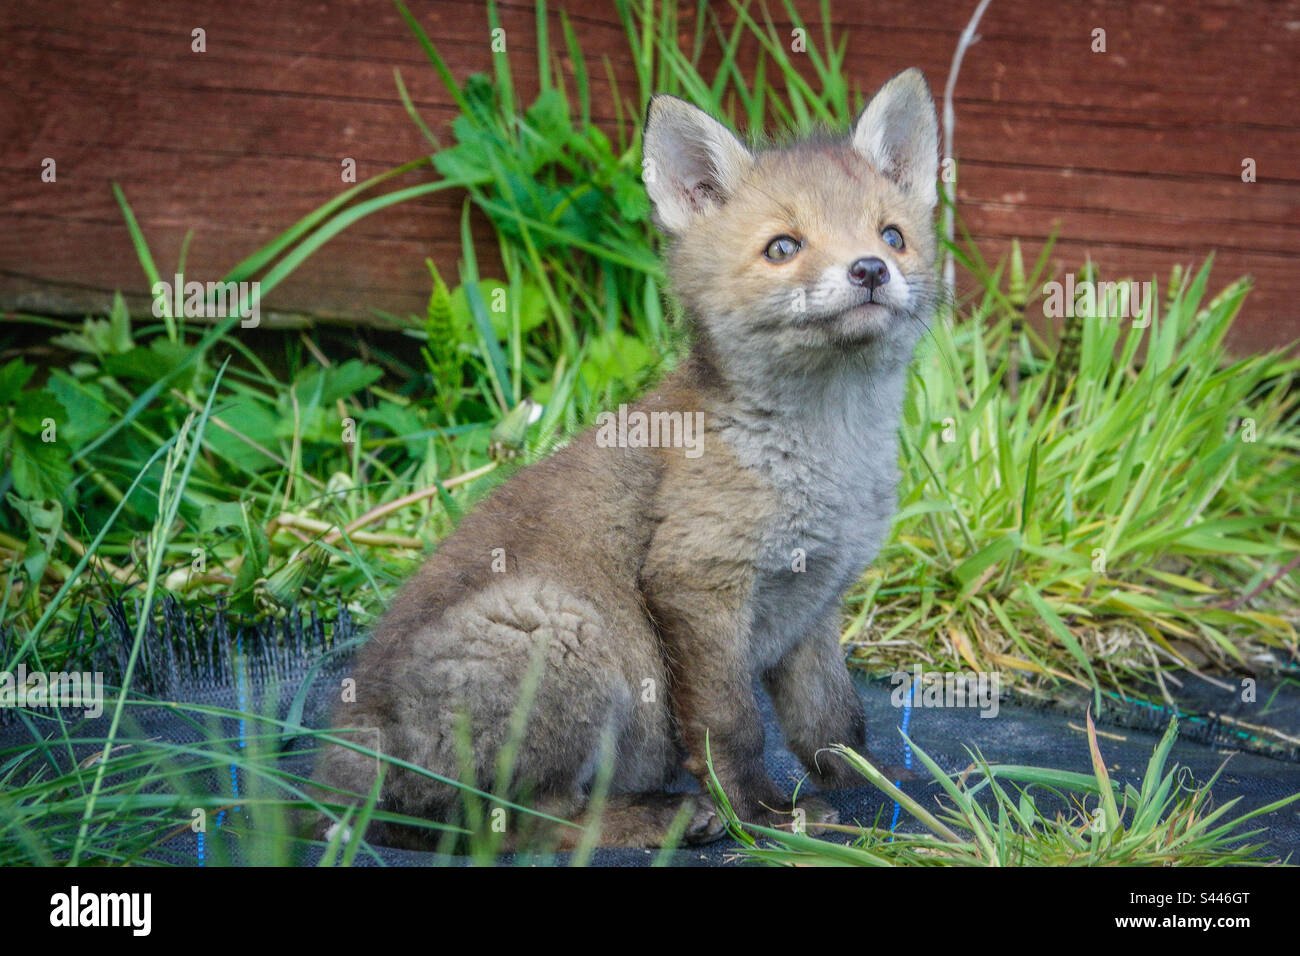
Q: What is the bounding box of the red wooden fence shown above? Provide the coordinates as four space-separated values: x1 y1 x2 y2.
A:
2 0 1297 353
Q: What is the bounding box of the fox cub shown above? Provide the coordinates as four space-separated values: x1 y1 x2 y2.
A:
315 69 941 848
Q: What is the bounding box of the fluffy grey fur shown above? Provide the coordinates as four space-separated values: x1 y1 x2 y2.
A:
314 68 941 849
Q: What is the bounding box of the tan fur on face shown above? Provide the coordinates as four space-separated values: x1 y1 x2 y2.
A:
669 142 937 341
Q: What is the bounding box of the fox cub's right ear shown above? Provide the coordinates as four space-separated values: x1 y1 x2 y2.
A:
852 68 940 208
642 96 753 235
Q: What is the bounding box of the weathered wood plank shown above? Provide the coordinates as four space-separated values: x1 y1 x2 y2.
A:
1 0 1296 352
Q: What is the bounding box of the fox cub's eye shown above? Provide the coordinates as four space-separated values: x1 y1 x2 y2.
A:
763 235 802 262
881 226 905 251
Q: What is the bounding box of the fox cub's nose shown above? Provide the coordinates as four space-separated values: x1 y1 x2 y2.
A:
848 257 890 290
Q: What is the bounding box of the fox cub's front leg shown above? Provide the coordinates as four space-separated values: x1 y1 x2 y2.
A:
654 597 842 832
651 587 785 817
641 500 837 832
763 614 870 790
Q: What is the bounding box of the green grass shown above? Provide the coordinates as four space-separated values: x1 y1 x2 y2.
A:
0 0 1297 866
861 252 1300 707
710 714 1300 866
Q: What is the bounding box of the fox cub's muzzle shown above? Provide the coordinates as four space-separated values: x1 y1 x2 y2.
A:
848 256 890 291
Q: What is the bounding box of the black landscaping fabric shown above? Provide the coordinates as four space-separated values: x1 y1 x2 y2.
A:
2 600 1297 866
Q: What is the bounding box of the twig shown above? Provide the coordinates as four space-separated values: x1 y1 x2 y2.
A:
269 513 423 549
330 462 499 544
267 460 499 551
942 0 995 306
60 532 136 585
1214 552 1300 611
0 531 72 582
1208 711 1300 749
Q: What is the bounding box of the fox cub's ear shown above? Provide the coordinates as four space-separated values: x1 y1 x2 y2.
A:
642 95 753 234
852 68 940 208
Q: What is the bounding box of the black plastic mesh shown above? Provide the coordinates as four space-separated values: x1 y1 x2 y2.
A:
2 600 1296 865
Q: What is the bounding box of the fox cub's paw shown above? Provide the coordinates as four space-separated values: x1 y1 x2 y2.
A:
579 793 727 848
805 752 869 791
750 795 839 836
806 745 920 789
681 796 729 846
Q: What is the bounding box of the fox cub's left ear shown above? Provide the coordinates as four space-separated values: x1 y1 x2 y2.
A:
642 95 753 235
852 68 940 208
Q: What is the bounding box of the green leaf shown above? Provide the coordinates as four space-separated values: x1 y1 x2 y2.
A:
49 295 135 357
521 88 570 170
204 396 280 473
46 373 112 449
1022 583 1100 705
579 329 654 393
360 402 425 456
292 359 383 408
457 202 512 410
1084 710 1121 838
431 116 497 185
611 170 651 222
450 280 547 342
953 533 1020 590
12 388 67 435
8 492 59 591
231 502 270 596
0 360 35 404
101 339 195 386
5 494 63 554
9 432 73 501
199 501 247 534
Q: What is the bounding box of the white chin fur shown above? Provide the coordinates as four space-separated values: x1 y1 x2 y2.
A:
810 263 911 316
324 822 354 844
